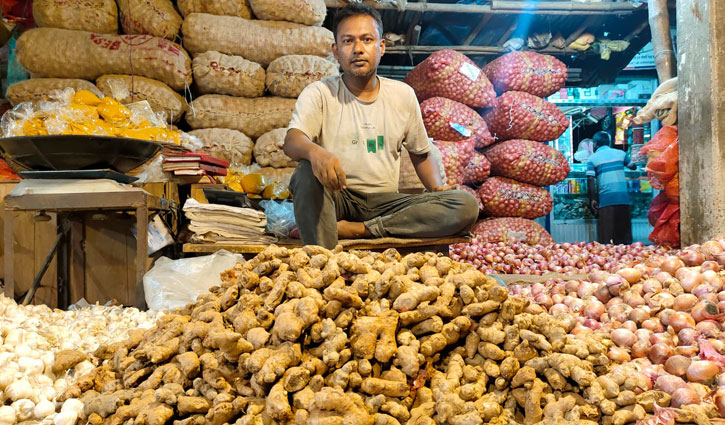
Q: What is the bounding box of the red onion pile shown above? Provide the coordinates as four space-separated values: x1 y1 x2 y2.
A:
451 238 668 274
505 238 725 418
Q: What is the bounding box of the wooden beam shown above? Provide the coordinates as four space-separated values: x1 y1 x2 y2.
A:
496 22 518 47
624 20 650 42
384 45 586 55
563 15 599 47
463 14 493 46
324 0 644 14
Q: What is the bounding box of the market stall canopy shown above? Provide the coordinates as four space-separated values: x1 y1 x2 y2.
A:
325 0 659 87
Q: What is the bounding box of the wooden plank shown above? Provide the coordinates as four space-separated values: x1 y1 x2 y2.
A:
463 15 493 46
84 215 134 306
384 45 588 55
33 214 58 307
69 218 85 304
324 0 644 14
4 191 158 211
0 182 19 280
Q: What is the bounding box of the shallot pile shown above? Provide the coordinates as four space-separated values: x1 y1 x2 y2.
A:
451 238 670 274
509 239 725 418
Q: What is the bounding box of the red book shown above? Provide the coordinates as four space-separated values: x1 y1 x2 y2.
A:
172 163 228 176
163 152 230 168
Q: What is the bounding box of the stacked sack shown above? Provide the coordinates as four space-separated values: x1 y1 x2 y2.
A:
402 49 496 193
182 0 336 181
474 51 570 244
11 0 191 124
640 126 679 247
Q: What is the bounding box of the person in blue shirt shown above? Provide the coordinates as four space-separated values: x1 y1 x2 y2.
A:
586 131 636 244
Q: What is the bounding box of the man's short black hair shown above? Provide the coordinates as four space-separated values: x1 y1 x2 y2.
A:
332 3 383 40
593 131 611 148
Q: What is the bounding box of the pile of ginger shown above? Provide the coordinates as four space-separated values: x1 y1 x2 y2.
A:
57 245 719 425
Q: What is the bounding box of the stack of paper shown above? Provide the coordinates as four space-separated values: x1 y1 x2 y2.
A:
183 199 277 244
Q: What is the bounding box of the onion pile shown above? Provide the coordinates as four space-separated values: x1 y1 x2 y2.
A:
451 238 670 274
507 238 725 418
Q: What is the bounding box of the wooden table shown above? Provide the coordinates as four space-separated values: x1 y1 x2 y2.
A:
3 190 172 308
183 236 469 257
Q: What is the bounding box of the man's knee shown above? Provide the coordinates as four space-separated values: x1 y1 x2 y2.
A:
290 160 320 195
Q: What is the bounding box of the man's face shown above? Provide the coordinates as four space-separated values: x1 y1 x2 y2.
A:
333 15 385 78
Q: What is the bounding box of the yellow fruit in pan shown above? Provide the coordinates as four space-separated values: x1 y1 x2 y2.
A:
262 182 291 200
97 98 131 124
72 90 102 106
241 173 265 194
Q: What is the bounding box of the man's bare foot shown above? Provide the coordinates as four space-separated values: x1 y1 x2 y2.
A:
337 220 372 239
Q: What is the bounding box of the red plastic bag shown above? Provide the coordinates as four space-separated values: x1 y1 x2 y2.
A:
665 173 679 202
648 192 669 226
650 203 680 247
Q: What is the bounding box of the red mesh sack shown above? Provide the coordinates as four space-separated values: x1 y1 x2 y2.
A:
640 126 678 155
484 139 570 186
647 139 679 185
665 173 679 202
483 91 569 142
482 51 568 97
461 185 484 213
403 49 496 108
420 97 494 148
472 217 554 245
648 192 669 226
476 176 553 219
650 203 680 247
433 138 475 186
463 151 491 185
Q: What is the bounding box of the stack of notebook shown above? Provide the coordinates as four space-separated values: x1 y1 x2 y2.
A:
162 152 229 177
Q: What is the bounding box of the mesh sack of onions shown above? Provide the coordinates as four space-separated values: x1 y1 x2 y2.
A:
420 96 494 148
471 217 554 245
482 51 568 97
483 91 569 142
484 139 570 186
476 176 552 219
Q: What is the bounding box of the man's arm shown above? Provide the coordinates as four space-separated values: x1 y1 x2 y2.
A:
284 129 347 192
409 151 448 192
624 152 637 170
586 160 599 213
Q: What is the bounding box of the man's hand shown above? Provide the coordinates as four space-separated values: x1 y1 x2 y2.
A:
431 184 458 192
311 150 348 192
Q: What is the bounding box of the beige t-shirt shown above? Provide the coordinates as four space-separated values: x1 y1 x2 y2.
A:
288 75 430 193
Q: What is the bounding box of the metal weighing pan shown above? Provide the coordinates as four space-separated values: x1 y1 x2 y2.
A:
0 135 161 173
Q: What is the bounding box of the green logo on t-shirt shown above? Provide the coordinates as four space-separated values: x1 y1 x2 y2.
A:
367 136 385 153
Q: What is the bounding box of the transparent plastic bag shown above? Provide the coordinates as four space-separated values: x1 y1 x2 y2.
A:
143 250 245 311
261 199 295 238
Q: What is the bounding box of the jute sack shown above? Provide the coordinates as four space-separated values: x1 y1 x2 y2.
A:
188 128 254 167
254 128 297 168
248 0 326 26
116 0 182 40
182 13 333 67
193 51 265 98
186 95 296 139
6 78 103 105
266 55 338 98
33 0 118 34
96 75 187 122
16 28 192 90
177 0 252 19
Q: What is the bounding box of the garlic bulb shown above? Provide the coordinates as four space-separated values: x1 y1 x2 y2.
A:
0 370 15 390
53 410 76 425
6 378 33 402
59 398 82 414
12 398 35 421
0 405 16 425
34 399 55 419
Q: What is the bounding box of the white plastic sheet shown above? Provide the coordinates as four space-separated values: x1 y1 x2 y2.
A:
143 250 244 311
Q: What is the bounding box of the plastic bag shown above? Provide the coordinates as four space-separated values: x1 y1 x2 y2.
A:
650 203 680 247
640 126 678 155
143 250 244 311
647 140 678 185
648 192 669 226
261 199 295 238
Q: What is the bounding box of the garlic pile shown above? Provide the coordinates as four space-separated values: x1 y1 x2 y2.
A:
0 296 160 424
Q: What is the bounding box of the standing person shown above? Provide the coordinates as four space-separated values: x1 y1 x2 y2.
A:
586 131 637 244
283 3 478 249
